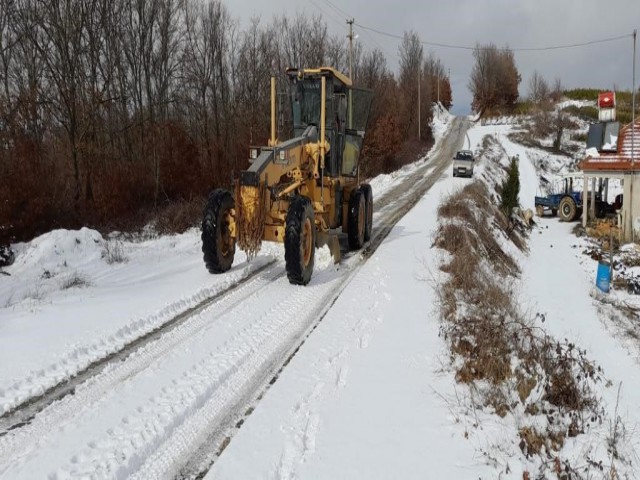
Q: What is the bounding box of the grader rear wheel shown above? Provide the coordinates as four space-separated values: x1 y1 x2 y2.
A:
285 196 316 285
202 189 236 273
359 184 374 242
348 190 366 250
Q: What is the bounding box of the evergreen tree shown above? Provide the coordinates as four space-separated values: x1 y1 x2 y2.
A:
501 156 520 214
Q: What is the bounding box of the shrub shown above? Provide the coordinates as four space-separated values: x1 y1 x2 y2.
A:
61 272 90 289
154 198 204 235
102 239 128 264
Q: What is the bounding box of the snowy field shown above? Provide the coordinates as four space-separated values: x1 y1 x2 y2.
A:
2 108 640 478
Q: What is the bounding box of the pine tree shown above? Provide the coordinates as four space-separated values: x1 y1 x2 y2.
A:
501 156 520 214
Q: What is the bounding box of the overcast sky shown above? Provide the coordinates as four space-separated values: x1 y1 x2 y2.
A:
226 0 639 115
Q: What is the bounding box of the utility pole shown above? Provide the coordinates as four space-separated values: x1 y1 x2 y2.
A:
418 67 421 141
633 29 636 166
347 19 354 80
631 29 636 242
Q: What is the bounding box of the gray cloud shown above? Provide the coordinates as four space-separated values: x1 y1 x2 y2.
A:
226 0 639 114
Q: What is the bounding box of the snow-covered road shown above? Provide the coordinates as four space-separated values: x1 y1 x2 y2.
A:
5 115 637 479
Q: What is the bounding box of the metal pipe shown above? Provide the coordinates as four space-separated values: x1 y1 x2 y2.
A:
270 77 276 146
276 180 304 199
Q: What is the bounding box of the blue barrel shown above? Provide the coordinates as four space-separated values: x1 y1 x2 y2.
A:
596 261 611 293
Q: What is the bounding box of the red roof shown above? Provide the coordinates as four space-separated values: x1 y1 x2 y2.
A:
580 118 640 172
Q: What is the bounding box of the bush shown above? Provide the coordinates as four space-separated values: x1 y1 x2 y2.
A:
501 156 520 214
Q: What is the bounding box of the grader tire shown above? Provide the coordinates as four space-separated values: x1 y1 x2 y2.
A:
202 189 236 273
359 184 374 242
285 196 316 285
558 196 577 222
348 189 366 250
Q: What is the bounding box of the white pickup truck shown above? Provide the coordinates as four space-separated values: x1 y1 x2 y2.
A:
452 150 475 178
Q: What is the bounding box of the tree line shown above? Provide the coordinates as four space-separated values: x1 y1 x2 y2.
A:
0 0 452 244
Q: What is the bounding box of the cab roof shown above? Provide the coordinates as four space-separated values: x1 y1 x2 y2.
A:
285 67 352 87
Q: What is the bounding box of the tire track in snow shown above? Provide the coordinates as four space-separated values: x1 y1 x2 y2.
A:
0 259 277 436
0 262 286 471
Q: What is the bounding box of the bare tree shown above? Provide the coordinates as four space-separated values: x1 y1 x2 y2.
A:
398 31 423 138
469 43 520 114
550 77 563 102
528 70 549 104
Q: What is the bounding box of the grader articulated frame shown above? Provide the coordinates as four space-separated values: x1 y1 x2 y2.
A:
202 67 373 285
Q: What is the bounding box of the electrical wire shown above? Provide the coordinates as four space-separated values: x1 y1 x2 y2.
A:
355 22 633 52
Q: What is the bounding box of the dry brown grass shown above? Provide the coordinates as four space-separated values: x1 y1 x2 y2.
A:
519 426 565 458
435 165 602 470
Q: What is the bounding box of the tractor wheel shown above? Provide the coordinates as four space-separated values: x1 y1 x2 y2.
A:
535 205 544 217
558 196 577 222
359 184 374 242
202 189 236 273
551 208 558 217
348 189 366 250
285 196 316 285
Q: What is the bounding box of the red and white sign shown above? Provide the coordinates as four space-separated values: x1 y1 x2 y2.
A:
598 91 616 109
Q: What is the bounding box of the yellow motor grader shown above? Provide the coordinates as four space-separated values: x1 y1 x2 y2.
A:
201 67 373 285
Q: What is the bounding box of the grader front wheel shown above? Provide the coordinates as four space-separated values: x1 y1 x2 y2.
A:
285 196 316 285
202 189 236 273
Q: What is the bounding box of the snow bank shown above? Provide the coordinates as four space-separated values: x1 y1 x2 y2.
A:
12 227 104 273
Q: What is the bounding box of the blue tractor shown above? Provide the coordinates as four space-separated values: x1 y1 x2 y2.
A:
535 175 614 222
535 176 583 222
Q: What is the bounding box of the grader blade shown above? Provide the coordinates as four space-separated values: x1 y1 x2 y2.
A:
316 231 341 264
235 183 266 260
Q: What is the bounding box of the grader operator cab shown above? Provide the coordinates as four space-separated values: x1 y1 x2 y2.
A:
201 67 373 285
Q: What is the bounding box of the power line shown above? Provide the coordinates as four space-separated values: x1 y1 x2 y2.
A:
355 22 633 52
313 0 396 58
320 0 351 20
308 0 345 29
